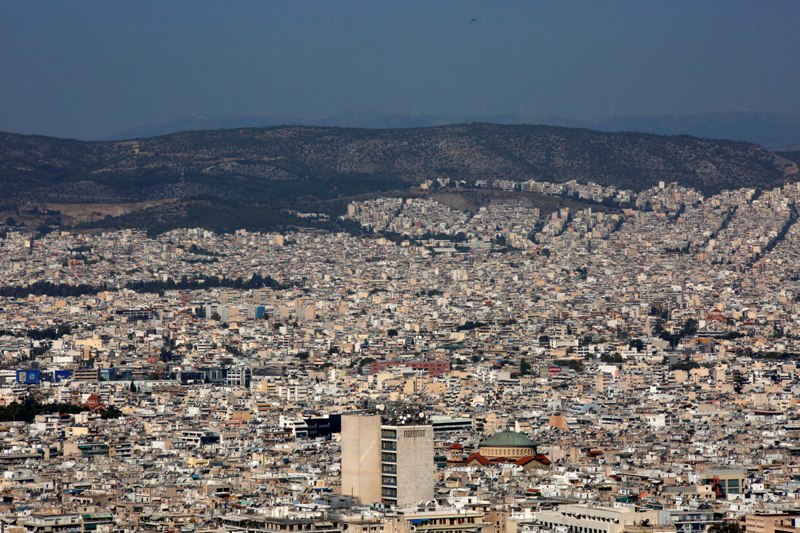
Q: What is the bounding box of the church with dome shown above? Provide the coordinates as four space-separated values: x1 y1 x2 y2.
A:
479 429 538 459
456 430 551 469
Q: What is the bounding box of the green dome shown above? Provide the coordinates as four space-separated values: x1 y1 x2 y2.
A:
480 430 535 448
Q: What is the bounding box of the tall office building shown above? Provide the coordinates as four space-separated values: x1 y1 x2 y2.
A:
341 414 434 507
379 423 435 506
341 414 382 504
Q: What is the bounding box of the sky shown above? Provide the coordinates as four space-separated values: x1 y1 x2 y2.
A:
1 1 799 140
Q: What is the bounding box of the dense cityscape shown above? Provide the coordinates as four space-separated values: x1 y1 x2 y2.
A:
5 1 800 531
0 177 799 532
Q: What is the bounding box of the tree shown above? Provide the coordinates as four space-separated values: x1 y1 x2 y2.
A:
387 328 399 337
682 318 699 337
210 311 221 321
707 522 742 533
160 347 173 362
520 358 532 376
129 380 137 393
0 398 87 423
628 338 645 351
553 359 585 373
101 406 123 419
538 335 550 346
357 357 375 370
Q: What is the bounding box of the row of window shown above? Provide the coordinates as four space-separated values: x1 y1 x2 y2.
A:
483 447 527 456
538 523 608 533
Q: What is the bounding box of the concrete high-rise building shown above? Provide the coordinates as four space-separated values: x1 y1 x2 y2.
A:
341 414 434 507
379 423 435 506
341 415 382 504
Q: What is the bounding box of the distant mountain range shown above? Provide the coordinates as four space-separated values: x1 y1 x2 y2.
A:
1 123 797 234
107 111 800 151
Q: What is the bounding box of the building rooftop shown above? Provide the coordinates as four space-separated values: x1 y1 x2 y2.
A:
479 430 535 448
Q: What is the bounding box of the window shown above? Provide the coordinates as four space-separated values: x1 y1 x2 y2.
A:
382 452 396 463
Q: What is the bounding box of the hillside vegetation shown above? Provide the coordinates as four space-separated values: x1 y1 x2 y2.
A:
0 123 796 232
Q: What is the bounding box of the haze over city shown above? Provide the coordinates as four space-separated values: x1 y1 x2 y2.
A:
1 1 800 140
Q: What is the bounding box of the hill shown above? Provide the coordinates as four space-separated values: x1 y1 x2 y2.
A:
0 123 797 233
106 111 800 150
777 150 800 166
578 112 800 151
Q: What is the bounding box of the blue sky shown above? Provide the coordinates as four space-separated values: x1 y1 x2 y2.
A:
1 1 799 139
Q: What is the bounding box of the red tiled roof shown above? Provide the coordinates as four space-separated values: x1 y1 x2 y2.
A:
466 452 552 467
534 453 552 465
465 452 490 466
516 454 552 466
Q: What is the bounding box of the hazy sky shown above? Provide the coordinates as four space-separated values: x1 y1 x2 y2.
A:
2 1 799 139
